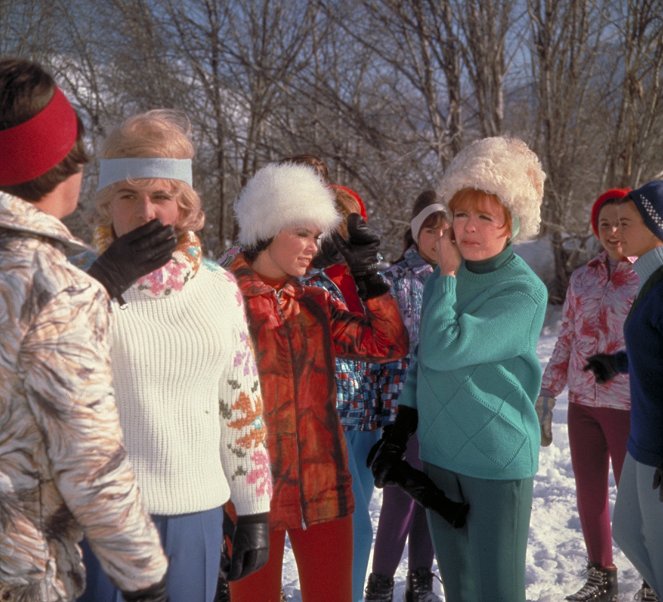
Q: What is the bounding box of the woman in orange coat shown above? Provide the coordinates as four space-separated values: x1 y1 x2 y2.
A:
225 162 408 602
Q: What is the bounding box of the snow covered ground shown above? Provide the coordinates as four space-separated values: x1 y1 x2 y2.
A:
281 304 646 601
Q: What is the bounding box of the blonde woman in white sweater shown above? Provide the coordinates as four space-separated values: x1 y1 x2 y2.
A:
77 110 272 602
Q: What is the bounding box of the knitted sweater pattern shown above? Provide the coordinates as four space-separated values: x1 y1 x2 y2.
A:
624 248 663 467
398 250 548 480
541 252 637 409
110 258 272 516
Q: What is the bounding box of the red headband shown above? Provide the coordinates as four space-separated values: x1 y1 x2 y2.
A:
0 87 78 186
332 184 367 220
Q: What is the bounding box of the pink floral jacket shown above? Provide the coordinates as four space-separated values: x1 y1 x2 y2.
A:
541 252 638 409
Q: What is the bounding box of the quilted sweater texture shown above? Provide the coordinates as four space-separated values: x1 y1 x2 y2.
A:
398 247 548 480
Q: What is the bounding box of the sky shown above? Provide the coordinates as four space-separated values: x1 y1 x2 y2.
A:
279 303 646 601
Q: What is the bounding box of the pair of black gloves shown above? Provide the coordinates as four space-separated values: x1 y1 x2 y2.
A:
367 406 469 528
584 353 663 502
314 213 390 300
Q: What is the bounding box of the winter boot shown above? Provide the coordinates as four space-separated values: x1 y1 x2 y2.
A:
364 572 394 601
635 581 659 602
405 568 442 602
565 563 618 602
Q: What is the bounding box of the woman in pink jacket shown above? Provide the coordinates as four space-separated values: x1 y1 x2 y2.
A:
539 188 639 602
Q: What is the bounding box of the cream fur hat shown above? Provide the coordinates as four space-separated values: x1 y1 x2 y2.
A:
438 136 545 240
235 162 340 247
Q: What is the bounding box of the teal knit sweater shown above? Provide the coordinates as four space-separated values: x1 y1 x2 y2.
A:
398 246 548 480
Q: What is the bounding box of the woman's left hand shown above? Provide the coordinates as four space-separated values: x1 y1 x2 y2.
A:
435 227 461 276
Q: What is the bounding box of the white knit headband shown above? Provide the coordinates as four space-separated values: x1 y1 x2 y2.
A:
97 157 193 190
410 203 446 241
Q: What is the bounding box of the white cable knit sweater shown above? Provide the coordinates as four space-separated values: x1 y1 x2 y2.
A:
109 259 272 516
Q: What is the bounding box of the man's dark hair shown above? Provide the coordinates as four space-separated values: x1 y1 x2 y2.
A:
0 57 88 201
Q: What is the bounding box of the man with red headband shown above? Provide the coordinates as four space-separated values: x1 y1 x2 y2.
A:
0 58 172 600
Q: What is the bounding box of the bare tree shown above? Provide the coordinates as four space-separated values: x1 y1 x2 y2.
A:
602 0 663 186
454 0 515 137
528 0 609 301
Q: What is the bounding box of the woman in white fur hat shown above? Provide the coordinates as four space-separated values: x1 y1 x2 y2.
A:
369 137 548 602
225 162 408 602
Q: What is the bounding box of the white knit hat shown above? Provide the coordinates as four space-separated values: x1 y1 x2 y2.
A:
235 162 341 247
438 136 545 240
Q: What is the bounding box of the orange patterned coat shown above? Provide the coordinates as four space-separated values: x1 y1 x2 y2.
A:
229 254 408 530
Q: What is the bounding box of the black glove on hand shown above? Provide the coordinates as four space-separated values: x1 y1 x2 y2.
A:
390 461 469 528
121 575 168 602
583 353 619 384
333 213 389 300
653 462 663 503
88 219 177 300
367 406 418 488
312 236 343 270
228 513 270 582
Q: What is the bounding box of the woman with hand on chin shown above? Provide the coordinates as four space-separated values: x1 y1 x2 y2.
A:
225 162 408 602
77 110 272 602
369 137 548 602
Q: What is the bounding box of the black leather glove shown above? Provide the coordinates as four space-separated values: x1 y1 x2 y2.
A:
367 406 418 488
583 353 619 384
312 236 343 270
88 219 177 300
653 462 663 502
121 575 168 602
228 513 270 581
389 461 469 528
332 213 389 300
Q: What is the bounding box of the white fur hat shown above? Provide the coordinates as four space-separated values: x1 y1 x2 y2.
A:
235 162 341 247
438 136 545 240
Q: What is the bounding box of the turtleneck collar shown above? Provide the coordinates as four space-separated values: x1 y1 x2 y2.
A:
633 246 663 292
464 243 514 274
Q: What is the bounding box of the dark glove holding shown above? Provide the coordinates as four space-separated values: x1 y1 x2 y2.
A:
583 353 619 384
332 213 389 300
88 219 177 300
367 406 418 488
121 575 168 602
653 462 663 503
312 236 343 270
228 513 270 581
390 461 469 528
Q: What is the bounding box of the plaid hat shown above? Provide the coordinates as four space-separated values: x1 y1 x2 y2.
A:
590 188 631 237
629 180 663 241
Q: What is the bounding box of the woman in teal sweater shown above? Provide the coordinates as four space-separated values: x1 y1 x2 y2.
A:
369 137 548 602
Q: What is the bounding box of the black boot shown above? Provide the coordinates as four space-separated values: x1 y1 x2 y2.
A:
565 563 617 602
405 568 442 602
364 572 394 601
635 581 659 602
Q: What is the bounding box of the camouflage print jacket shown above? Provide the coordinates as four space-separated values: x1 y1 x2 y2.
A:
0 193 167 601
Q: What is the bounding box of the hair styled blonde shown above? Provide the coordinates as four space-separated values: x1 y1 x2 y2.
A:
95 109 204 232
